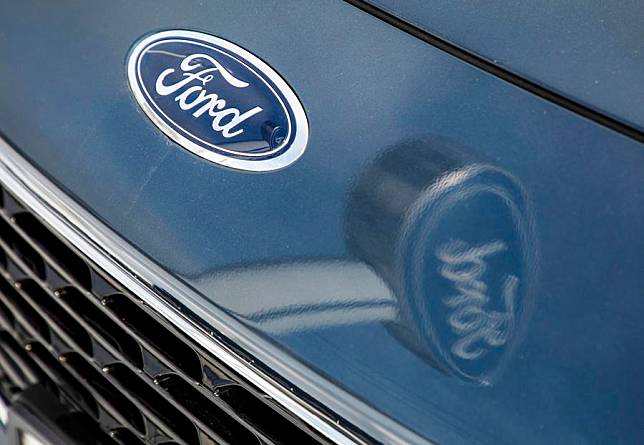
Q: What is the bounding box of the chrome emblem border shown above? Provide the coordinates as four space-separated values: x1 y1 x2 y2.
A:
127 30 309 172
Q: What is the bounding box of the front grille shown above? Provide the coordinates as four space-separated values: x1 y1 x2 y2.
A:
0 184 327 445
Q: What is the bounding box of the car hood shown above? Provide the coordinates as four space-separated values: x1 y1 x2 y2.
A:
1 1 643 444
365 0 644 132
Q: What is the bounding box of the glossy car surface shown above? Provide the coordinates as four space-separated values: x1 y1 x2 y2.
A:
0 1 642 444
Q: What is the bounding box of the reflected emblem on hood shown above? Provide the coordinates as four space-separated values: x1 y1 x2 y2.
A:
127 30 308 172
346 140 537 385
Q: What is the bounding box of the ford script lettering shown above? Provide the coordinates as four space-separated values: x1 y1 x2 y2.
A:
155 53 263 138
127 30 308 171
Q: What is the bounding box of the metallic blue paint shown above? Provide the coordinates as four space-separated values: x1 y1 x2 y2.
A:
366 0 644 131
0 1 643 444
346 141 536 385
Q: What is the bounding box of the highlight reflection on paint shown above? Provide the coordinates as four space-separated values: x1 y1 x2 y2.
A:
195 138 538 385
347 139 537 384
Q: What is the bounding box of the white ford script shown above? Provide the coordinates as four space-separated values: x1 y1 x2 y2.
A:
155 53 263 138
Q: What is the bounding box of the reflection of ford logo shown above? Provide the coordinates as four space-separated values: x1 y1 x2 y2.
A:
346 140 537 385
127 30 308 172
399 165 536 384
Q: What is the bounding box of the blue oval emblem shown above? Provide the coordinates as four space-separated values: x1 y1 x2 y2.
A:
127 30 308 171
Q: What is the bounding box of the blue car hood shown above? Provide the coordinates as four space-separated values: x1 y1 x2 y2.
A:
1 1 643 444
366 0 644 132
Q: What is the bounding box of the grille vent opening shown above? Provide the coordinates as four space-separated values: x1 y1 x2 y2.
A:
12 212 92 289
0 245 6 270
26 342 99 418
0 182 330 444
218 384 321 445
0 187 24 214
0 297 14 329
57 287 143 368
110 427 146 445
156 373 260 444
0 216 45 279
0 332 41 392
103 294 202 381
106 363 199 445
0 270 14 328
62 352 146 434
16 279 92 355
0 274 50 341
55 411 118 445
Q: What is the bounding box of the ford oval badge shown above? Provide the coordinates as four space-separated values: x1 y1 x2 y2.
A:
127 30 308 172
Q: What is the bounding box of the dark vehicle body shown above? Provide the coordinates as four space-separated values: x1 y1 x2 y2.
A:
0 1 642 444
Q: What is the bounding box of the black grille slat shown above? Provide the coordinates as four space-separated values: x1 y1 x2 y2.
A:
0 333 45 388
0 235 147 373
0 215 45 279
23 340 172 445
16 279 93 355
103 294 202 382
0 219 201 383
12 339 144 444
0 184 328 445
0 334 34 391
0 240 197 442
110 427 146 445
13 212 92 290
0 280 14 329
25 342 99 418
0 245 198 443
61 352 146 434
0 273 50 341
57 287 143 368
0 245 6 270
156 374 260 445
106 363 200 445
0 188 24 214
218 384 322 445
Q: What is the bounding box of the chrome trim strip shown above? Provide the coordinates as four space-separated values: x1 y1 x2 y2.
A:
0 136 430 445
